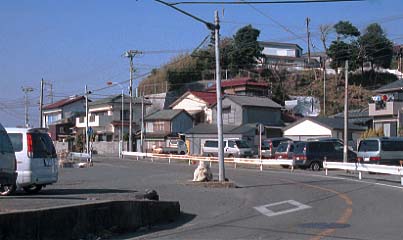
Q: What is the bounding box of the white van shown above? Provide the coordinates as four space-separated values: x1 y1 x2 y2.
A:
6 128 58 193
0 124 17 195
202 138 253 158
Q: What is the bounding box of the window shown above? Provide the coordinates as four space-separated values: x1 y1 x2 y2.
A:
228 141 236 148
358 140 379 152
8 133 23 152
153 121 165 132
89 115 96 122
204 141 218 148
222 106 231 113
0 132 15 153
235 140 250 149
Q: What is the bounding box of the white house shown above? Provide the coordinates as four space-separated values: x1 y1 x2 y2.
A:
169 91 216 124
283 117 366 148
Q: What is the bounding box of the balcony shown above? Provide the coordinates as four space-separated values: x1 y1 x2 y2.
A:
76 115 113 128
369 101 403 117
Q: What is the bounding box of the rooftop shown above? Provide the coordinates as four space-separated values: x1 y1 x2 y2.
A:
145 109 191 121
375 79 403 93
219 95 282 109
43 95 85 110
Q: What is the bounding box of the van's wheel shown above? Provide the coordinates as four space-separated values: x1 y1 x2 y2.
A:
228 154 234 158
23 185 43 194
310 162 321 171
180 151 185 155
207 153 214 157
0 184 16 196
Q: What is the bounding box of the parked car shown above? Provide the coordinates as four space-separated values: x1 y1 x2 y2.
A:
153 139 188 155
261 137 291 158
0 123 18 196
6 128 58 194
202 139 253 158
274 140 299 159
293 139 356 171
357 137 403 165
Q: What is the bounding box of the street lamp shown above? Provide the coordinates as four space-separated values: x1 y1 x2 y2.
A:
107 81 125 158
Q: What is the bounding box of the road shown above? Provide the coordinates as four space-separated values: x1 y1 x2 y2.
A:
2 156 403 240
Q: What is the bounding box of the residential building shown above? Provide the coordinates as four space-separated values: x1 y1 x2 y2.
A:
211 95 282 126
282 117 367 149
42 95 86 141
75 94 150 142
170 90 216 124
143 109 193 152
207 77 270 97
368 79 403 136
259 41 307 70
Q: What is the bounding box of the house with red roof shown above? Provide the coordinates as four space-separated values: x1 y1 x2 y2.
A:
206 77 270 97
42 95 86 141
170 90 217 124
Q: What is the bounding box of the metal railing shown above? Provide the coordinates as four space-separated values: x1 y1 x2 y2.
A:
324 161 403 185
122 151 293 171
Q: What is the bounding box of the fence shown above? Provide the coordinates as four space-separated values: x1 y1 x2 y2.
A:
123 151 403 186
122 151 294 171
323 161 403 185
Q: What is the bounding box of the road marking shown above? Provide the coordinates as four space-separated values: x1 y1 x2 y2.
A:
254 200 311 217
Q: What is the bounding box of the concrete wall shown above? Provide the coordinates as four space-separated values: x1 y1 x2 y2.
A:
54 141 124 155
0 200 180 240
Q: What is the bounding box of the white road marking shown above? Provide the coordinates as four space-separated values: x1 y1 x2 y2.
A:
254 200 311 217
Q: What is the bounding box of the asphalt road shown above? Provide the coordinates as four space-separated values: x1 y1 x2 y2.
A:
2 156 403 240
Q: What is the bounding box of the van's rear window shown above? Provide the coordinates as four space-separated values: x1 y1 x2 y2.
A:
204 141 218 148
8 133 23 152
31 133 57 158
358 140 379 152
293 142 307 154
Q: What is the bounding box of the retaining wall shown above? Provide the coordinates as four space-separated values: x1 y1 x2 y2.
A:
0 200 180 240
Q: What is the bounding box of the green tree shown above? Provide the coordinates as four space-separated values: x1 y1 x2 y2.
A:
229 25 263 71
359 23 393 70
328 21 360 80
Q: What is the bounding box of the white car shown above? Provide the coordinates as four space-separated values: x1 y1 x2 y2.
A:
6 128 58 194
0 123 18 196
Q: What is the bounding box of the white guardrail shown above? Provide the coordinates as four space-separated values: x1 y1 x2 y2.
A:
122 151 403 186
324 161 403 185
122 151 294 171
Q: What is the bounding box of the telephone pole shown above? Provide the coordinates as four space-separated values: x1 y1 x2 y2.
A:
306 17 311 65
343 60 349 163
125 50 141 152
39 79 44 128
22 86 34 128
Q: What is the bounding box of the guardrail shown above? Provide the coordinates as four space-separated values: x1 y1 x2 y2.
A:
323 161 403 185
122 151 293 171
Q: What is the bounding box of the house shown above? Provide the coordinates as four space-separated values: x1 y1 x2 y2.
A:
143 109 193 152
282 117 366 148
42 95 86 141
259 41 307 70
368 79 403 136
169 90 216 124
75 94 150 142
331 108 373 129
211 95 283 126
207 77 270 97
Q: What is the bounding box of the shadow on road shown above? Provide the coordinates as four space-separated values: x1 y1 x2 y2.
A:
114 211 197 239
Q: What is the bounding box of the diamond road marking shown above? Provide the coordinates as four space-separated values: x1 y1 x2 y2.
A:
254 200 311 217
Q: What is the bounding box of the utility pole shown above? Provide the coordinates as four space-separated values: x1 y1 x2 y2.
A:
141 90 145 152
306 17 311 65
125 50 141 152
39 79 44 128
85 85 90 154
343 60 349 163
22 86 34 128
323 58 326 116
214 10 225 182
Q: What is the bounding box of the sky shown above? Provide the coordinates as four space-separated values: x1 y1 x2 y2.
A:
1 0 403 127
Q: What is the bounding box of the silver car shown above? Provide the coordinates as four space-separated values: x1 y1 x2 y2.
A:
357 137 403 165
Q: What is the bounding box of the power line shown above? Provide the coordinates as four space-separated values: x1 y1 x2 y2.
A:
169 0 364 5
